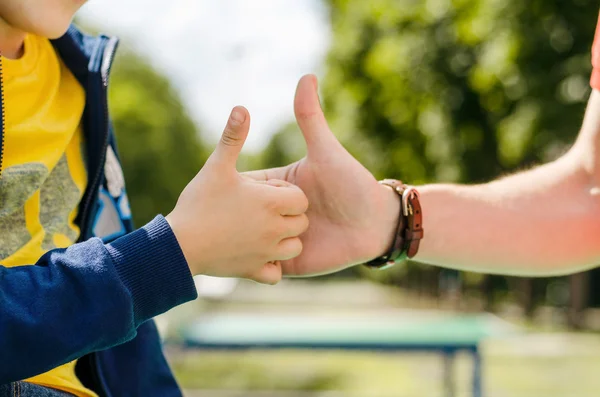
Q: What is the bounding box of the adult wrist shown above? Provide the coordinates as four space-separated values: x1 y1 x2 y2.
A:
377 183 402 257
366 180 424 269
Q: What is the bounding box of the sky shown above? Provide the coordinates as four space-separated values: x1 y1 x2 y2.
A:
79 0 331 152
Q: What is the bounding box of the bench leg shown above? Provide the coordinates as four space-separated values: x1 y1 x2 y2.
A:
443 351 456 397
473 348 482 397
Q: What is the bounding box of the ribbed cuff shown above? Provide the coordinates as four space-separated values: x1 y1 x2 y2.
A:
591 69 600 91
106 215 198 326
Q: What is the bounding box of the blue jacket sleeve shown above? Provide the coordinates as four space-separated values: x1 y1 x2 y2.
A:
0 215 198 383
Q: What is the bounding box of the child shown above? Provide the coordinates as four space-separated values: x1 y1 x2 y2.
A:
0 1 309 396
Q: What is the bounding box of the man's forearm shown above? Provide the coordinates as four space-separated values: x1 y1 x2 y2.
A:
412 91 600 276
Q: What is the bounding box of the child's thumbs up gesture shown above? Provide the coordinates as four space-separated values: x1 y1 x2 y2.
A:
166 106 309 284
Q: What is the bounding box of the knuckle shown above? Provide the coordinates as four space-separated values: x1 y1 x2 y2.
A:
288 216 307 237
283 238 303 258
300 215 309 233
296 109 320 122
286 189 308 214
298 194 309 212
276 221 289 238
292 238 303 256
221 128 241 147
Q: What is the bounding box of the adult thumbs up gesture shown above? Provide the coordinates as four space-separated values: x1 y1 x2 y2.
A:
167 106 309 284
244 76 401 276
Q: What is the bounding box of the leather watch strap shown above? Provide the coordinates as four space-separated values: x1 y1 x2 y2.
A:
365 180 424 269
402 186 423 258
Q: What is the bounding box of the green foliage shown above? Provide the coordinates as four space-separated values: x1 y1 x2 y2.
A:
254 122 307 169
108 50 208 226
321 0 598 183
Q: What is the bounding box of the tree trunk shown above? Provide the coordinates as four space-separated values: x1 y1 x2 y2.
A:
519 278 535 319
481 275 495 312
568 272 590 330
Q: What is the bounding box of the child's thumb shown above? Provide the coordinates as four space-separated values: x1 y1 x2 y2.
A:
209 106 250 169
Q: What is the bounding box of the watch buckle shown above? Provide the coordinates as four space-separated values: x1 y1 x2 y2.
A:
402 187 419 216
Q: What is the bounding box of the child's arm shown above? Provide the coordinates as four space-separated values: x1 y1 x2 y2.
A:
0 106 309 382
0 217 195 382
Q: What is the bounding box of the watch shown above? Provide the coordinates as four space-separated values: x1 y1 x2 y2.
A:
365 179 424 269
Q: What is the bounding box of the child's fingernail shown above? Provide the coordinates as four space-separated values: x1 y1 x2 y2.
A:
230 108 245 124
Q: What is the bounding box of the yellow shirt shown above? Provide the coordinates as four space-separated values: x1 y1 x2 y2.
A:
1 34 96 397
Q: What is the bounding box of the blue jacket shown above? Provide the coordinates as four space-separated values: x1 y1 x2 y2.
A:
0 26 198 396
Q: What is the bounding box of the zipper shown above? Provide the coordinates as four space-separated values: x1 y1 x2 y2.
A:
0 52 5 178
77 36 119 397
0 37 118 396
77 36 119 241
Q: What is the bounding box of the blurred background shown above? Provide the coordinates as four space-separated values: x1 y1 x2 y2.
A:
80 0 599 396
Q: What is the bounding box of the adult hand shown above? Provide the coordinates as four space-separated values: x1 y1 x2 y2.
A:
244 76 400 276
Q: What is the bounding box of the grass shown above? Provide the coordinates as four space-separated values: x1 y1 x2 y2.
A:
168 335 600 397
161 280 600 396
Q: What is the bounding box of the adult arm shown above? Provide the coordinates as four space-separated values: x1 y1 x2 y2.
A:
414 15 600 275
415 92 600 275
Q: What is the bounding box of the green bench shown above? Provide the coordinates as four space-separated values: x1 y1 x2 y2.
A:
180 311 516 397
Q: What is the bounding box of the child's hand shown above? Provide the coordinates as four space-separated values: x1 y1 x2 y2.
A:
166 106 309 284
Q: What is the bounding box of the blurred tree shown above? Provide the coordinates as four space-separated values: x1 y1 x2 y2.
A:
322 0 597 183
108 50 209 226
257 122 307 168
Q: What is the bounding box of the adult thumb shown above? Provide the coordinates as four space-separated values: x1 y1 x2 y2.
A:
294 74 338 153
209 106 250 168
